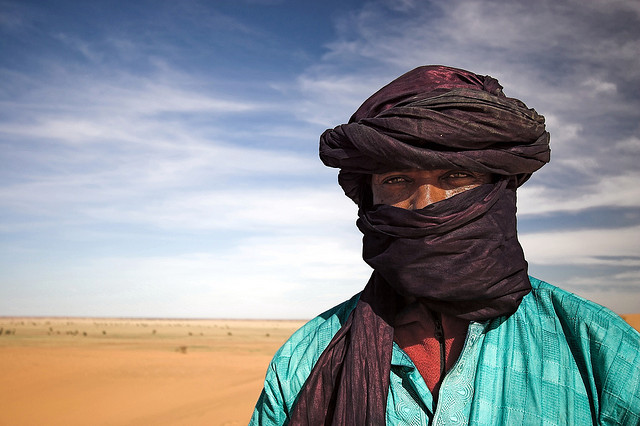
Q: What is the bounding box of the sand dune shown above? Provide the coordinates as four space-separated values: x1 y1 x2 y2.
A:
1 315 638 425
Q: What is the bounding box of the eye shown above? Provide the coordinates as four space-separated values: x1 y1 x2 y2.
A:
447 170 478 179
381 175 412 185
444 170 484 180
441 170 492 187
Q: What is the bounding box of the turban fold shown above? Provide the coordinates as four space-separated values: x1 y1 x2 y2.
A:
319 65 550 204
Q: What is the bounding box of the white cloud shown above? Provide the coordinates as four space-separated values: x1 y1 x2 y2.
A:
569 287 640 314
558 269 640 314
284 73 386 126
0 233 370 318
1 81 265 144
0 65 328 227
518 171 640 215
2 0 639 318
614 136 640 155
520 225 640 266
566 270 640 288
0 177 356 234
581 78 617 96
81 188 358 231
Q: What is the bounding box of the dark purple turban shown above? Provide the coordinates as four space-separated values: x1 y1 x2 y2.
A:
290 65 550 425
319 65 550 205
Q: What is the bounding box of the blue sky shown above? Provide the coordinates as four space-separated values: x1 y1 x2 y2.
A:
1 0 639 319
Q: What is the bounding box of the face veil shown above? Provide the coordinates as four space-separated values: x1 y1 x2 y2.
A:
359 178 530 321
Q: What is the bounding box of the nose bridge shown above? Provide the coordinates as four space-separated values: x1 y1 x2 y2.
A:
412 182 446 209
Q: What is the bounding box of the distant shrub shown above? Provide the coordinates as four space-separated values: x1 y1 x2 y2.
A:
177 346 188 354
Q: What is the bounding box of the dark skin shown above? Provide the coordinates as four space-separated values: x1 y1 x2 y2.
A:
371 168 493 209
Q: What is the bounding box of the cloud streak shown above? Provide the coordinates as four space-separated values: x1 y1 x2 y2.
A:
1 0 638 317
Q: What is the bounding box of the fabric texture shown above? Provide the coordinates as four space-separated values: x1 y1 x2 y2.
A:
250 278 640 425
393 302 468 396
291 65 550 424
319 65 550 206
286 274 396 425
358 179 530 321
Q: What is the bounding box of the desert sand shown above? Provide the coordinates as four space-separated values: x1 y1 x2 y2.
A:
0 317 305 426
1 314 638 426
622 313 640 334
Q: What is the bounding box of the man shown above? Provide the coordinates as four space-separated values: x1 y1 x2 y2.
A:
250 65 640 424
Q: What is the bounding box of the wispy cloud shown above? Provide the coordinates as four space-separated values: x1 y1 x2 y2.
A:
288 0 640 312
296 0 640 210
1 233 369 318
1 0 638 317
564 270 640 292
518 171 640 215
1 60 326 229
520 225 640 267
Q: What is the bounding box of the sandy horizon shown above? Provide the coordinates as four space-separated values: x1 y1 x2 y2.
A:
1 314 639 425
0 316 306 426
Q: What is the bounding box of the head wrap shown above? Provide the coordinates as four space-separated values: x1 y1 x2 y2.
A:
290 65 550 424
320 65 549 205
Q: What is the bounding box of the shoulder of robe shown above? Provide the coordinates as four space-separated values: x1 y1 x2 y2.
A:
523 276 640 423
263 293 360 411
525 276 639 343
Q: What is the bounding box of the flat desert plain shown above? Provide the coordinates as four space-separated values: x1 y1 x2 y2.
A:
1 314 639 426
0 317 305 426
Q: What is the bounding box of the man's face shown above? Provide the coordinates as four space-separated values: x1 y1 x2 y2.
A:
371 169 492 210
